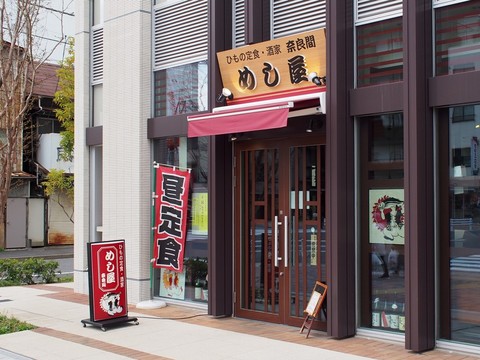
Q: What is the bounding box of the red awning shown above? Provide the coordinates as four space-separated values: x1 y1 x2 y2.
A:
187 102 292 137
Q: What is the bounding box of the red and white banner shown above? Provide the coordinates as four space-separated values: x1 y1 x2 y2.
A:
153 166 191 272
87 240 128 322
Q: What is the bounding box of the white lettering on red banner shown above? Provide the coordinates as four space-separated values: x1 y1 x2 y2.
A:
153 166 191 272
88 240 128 322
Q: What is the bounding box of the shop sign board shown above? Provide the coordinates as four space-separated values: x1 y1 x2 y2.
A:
87 239 128 322
217 28 326 101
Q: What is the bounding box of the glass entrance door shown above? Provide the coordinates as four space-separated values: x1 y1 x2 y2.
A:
234 137 326 327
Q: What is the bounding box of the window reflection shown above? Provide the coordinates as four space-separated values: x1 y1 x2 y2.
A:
154 61 208 117
357 18 403 87
448 104 480 344
360 113 405 333
153 137 209 303
435 1 480 76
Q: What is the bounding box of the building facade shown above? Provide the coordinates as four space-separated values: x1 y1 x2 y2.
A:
74 0 480 354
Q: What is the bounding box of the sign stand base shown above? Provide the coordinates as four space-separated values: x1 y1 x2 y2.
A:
300 314 316 338
81 316 139 332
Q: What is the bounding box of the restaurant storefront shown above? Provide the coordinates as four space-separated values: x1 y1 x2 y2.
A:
146 0 480 352
186 28 328 330
78 0 480 355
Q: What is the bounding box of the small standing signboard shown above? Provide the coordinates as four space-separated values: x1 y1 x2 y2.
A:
300 281 327 338
81 239 138 331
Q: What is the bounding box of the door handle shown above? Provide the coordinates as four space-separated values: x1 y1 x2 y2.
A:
274 216 279 267
284 215 288 267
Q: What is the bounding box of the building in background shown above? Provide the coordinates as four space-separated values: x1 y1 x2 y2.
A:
2 61 73 249
74 0 480 355
29 63 74 246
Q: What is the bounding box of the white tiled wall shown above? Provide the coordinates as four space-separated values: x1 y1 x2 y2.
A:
74 0 153 303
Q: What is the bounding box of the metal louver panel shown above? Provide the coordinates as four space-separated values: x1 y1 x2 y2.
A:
233 0 246 48
433 0 470 9
272 0 326 39
154 0 208 70
355 0 402 25
91 25 104 85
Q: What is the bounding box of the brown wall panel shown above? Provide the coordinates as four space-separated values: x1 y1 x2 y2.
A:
326 0 356 339
350 83 403 116
86 126 103 146
208 0 234 317
147 115 188 139
429 71 480 107
403 0 435 352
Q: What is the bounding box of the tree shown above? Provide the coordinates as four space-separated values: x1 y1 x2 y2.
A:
43 168 73 223
0 0 67 247
53 37 74 161
43 37 74 223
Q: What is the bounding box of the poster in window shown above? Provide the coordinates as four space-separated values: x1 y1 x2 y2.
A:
369 189 405 245
159 268 186 300
192 192 208 235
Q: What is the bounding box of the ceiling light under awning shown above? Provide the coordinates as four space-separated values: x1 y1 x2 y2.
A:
187 102 293 138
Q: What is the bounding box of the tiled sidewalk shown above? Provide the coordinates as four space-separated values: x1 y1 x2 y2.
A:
35 284 480 360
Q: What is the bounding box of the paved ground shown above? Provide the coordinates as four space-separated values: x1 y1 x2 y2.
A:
1 247 480 359
0 245 73 260
0 283 480 360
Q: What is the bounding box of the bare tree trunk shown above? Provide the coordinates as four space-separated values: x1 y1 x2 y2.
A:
0 0 66 247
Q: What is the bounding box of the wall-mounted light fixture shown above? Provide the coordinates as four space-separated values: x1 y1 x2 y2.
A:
216 88 234 103
229 133 238 142
308 72 326 87
306 119 313 133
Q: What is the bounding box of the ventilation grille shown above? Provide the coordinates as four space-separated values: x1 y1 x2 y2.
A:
433 0 470 8
355 0 402 25
272 0 326 39
153 0 208 70
233 0 246 48
91 25 104 85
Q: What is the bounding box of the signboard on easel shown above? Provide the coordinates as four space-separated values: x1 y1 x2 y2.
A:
300 281 327 338
82 240 138 331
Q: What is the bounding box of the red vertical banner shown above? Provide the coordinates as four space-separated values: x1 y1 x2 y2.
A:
153 166 191 272
87 240 128 322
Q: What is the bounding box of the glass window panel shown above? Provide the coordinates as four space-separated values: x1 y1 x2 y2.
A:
37 118 53 134
357 17 403 87
369 195 405 333
368 114 404 163
153 61 208 117
360 113 405 333
255 206 265 219
37 118 64 135
255 150 266 202
153 136 209 303
435 0 480 76
447 104 480 344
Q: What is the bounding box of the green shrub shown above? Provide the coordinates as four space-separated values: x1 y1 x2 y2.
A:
0 314 35 334
0 258 60 285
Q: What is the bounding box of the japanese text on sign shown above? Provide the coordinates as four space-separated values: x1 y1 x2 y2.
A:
154 166 191 272
217 29 326 99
